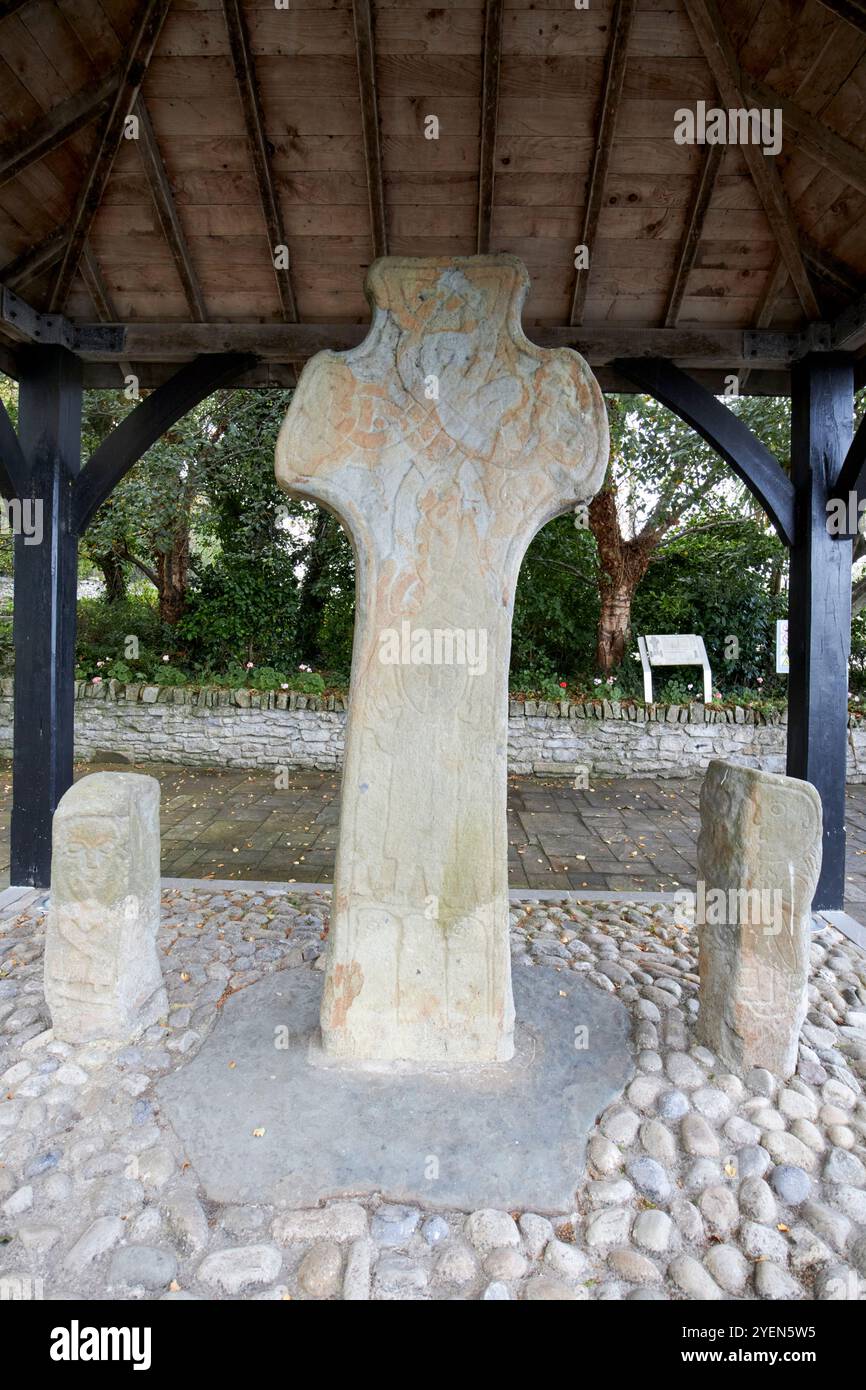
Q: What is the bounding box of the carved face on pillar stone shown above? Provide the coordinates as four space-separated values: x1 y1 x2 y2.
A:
276 255 608 1065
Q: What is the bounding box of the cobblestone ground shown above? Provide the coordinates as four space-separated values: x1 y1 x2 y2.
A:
1 886 865 1302
1 767 866 918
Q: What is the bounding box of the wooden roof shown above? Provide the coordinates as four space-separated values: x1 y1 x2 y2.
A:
2 0 866 391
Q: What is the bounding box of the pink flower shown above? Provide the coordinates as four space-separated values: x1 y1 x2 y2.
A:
559 681 567 688
162 654 170 663
245 661 254 669
280 683 289 690
92 676 102 685
757 677 764 685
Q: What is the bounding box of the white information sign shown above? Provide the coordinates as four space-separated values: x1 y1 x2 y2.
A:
637 633 713 705
775 619 789 674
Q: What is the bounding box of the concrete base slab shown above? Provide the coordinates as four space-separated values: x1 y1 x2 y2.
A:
156 961 634 1213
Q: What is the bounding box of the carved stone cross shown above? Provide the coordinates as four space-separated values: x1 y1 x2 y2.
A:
276 256 608 1064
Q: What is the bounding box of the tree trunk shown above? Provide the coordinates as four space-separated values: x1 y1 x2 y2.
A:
597 583 634 671
95 550 126 603
156 526 190 626
589 482 663 674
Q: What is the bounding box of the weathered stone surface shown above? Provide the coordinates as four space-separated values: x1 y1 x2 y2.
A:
695 761 822 1078
275 255 607 1062
45 774 167 1044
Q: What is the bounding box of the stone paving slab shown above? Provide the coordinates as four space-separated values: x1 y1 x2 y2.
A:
2 761 866 921
156 964 633 1212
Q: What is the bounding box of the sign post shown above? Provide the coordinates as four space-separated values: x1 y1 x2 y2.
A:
637 633 713 704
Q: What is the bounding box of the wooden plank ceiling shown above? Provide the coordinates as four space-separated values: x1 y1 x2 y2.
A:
1 0 866 390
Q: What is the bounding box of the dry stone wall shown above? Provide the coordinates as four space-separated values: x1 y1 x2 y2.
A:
0 681 865 780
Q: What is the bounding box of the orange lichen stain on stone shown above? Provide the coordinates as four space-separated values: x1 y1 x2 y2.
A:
326 960 364 1029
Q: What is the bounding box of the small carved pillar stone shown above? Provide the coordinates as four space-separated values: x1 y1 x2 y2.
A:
696 759 822 1078
45 772 167 1043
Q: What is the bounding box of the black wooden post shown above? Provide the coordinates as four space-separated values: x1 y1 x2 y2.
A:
787 354 854 911
10 345 82 887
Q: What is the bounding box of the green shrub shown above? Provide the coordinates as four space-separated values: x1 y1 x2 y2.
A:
177 551 300 671
151 664 188 686
286 670 326 695
248 666 286 691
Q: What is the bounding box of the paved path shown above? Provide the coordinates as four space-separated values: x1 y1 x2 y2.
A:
1 761 865 918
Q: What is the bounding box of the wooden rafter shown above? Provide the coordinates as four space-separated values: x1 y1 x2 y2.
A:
683 0 820 320
664 145 724 328
831 286 866 351
134 98 207 324
738 254 789 390
79 245 133 383
477 0 504 255
816 0 866 31
79 244 117 323
0 1 29 18
803 241 864 296
220 0 297 322
1 229 66 290
742 74 866 197
570 0 636 326
352 0 387 260
0 68 120 189
48 0 172 312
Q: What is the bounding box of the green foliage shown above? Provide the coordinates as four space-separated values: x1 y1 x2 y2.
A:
76 595 176 681
176 550 300 670
62 384 865 711
151 664 188 686
510 668 570 700
633 517 787 697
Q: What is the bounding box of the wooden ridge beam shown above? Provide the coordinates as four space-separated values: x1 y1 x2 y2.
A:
49 0 172 312
73 352 255 533
352 0 387 260
683 0 821 320
664 144 724 328
0 68 120 188
134 98 207 323
476 0 504 255
570 0 636 326
221 0 296 321
614 356 797 545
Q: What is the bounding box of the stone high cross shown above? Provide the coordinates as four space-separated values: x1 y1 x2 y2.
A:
276 256 608 1064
